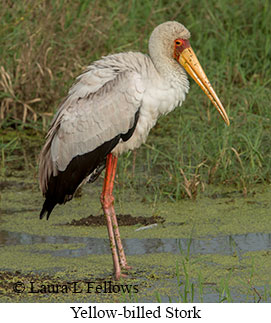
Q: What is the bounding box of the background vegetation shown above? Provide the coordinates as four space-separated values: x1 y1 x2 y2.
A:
1 0 271 199
1 0 271 303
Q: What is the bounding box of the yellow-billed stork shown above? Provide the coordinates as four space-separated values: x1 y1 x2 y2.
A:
39 21 230 279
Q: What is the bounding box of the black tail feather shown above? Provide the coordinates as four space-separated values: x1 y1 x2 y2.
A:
39 110 140 221
40 198 57 220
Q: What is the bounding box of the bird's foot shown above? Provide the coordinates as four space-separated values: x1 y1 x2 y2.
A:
114 271 129 280
114 264 132 279
121 264 133 271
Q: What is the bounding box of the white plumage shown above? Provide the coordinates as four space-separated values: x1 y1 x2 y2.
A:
39 21 229 279
40 22 191 194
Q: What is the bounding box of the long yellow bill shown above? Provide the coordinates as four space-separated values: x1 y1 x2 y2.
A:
179 47 230 126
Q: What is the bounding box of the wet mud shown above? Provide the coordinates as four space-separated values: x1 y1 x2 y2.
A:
1 174 271 302
66 214 165 226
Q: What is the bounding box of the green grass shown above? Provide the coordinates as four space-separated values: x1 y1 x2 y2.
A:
153 237 271 303
1 0 271 197
1 1 271 303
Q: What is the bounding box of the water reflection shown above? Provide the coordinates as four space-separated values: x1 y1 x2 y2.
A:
1 230 271 258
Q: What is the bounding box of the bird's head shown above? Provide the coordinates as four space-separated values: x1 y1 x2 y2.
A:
149 21 230 126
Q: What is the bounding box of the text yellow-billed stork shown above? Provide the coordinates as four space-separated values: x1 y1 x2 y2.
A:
39 21 230 279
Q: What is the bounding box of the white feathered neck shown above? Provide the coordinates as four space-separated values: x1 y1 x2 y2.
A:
148 21 190 86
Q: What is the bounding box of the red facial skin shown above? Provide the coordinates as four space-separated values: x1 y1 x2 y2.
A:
173 38 191 60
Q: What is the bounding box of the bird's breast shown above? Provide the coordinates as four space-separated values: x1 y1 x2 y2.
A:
112 82 187 156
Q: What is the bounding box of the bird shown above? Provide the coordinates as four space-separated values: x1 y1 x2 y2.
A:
39 21 230 280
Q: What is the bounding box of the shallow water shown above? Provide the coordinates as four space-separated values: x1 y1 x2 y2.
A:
1 176 271 302
1 230 271 258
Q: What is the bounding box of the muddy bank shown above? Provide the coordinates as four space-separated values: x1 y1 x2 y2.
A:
0 175 271 302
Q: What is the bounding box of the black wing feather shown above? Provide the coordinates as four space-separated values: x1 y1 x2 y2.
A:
39 109 140 220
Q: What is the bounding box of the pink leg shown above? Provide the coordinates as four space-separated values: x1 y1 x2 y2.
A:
100 153 131 280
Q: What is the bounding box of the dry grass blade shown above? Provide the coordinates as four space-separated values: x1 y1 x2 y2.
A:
0 66 15 97
208 150 225 184
231 147 247 197
248 278 262 303
180 168 193 199
231 147 244 173
0 65 42 125
180 166 204 200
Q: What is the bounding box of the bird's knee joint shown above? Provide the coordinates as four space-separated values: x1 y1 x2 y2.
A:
100 194 114 209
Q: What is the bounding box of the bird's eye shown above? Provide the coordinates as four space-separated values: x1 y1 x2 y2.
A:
175 40 183 46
